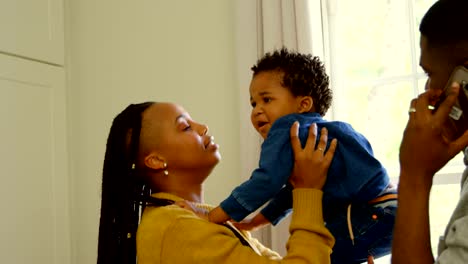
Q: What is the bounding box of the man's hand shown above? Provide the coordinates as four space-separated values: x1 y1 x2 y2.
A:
400 83 468 184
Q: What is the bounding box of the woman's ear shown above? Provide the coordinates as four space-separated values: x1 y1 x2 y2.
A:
144 153 166 170
297 96 313 113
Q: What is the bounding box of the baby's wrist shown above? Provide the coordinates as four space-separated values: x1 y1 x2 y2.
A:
208 207 230 223
207 210 215 223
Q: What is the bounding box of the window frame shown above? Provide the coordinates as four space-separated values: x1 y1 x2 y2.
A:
322 0 463 184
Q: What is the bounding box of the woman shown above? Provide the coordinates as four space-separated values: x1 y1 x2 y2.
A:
97 101 337 264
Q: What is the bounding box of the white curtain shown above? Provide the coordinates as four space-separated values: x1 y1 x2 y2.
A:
257 0 325 59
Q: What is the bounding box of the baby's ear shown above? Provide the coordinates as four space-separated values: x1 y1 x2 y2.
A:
297 96 313 113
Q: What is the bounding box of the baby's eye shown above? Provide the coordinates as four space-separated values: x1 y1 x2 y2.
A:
263 97 272 103
250 101 256 108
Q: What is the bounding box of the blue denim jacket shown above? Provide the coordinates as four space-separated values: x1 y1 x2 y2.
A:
220 113 390 224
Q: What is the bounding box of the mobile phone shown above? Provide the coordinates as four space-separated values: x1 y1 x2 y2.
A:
436 65 468 140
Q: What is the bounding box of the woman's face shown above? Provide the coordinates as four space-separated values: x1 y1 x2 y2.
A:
141 103 221 174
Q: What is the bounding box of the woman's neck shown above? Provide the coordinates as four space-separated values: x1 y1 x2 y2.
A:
151 171 207 203
170 184 204 203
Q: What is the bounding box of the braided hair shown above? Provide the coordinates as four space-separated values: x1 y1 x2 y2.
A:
97 102 172 264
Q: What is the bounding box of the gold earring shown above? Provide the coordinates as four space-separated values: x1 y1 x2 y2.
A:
163 162 169 176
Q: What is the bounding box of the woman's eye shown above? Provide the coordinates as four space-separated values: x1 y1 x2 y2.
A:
183 125 192 131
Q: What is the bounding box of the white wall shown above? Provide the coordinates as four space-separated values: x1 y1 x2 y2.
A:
66 1 241 262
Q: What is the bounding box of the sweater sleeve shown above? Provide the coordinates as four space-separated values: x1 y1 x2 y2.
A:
138 189 334 264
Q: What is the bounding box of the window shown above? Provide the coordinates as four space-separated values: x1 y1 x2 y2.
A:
322 0 462 262
325 0 464 178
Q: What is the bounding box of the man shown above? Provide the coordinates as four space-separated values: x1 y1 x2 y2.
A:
392 0 468 263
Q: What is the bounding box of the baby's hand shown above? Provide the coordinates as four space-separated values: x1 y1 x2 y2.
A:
175 200 209 220
232 213 270 231
208 206 231 224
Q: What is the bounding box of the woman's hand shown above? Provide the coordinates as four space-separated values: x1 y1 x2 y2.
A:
289 122 337 189
399 83 468 184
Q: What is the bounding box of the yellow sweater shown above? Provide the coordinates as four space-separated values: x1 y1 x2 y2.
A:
136 189 334 264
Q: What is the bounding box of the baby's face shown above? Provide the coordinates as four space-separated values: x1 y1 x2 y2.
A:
249 71 302 139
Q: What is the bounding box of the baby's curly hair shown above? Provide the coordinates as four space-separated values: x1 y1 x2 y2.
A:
251 47 332 116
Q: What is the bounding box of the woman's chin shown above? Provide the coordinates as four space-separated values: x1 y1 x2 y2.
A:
213 151 222 163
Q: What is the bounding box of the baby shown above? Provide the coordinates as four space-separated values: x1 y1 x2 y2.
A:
209 48 397 263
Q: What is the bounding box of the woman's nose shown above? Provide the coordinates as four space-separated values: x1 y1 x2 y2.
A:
199 124 209 135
